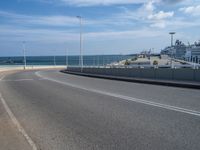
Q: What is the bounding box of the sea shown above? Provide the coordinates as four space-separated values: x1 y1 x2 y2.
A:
0 55 133 66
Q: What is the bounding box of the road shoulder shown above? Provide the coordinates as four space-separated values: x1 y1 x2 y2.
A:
0 99 32 150
0 71 33 150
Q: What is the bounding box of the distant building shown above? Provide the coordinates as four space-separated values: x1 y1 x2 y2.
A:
174 40 187 59
185 41 200 64
161 40 186 59
161 46 175 56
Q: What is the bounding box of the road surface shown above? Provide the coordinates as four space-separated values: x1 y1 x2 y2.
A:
0 70 200 150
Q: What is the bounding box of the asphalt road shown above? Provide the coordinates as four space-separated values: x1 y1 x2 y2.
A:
0 70 200 150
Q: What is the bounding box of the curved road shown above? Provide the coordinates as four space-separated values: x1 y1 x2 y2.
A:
0 70 200 150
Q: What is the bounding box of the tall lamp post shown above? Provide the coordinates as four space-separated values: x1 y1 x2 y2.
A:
169 32 175 47
77 16 83 72
169 32 176 68
22 41 27 70
54 55 56 66
65 48 68 68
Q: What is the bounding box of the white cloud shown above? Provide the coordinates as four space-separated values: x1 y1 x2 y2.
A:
135 1 174 28
33 0 191 7
159 0 184 4
144 1 155 12
111 1 175 29
0 24 164 43
39 0 186 6
86 28 163 40
150 21 166 28
148 11 174 20
0 11 80 26
136 1 155 19
59 0 147 6
179 5 200 16
0 10 139 28
0 25 77 42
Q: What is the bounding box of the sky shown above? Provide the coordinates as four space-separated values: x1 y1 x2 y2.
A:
0 0 200 56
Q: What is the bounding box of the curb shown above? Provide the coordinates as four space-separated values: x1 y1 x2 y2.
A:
61 70 200 89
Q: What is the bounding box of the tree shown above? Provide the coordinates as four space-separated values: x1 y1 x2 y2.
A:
153 60 158 66
125 60 130 65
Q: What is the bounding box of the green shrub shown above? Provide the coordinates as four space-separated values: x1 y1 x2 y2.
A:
131 57 137 61
153 60 158 65
125 60 130 65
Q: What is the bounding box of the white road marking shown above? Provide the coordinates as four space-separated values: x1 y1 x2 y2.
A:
36 71 200 117
1 79 34 82
0 76 37 150
38 78 46 80
0 74 5 80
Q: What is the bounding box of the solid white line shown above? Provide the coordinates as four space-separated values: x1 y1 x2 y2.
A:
0 76 37 150
36 71 200 117
0 74 5 80
1 79 34 82
13 79 34 81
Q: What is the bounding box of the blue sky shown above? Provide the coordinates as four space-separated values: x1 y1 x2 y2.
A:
0 0 200 56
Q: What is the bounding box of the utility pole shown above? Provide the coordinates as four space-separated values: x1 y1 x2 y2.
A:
77 16 83 72
22 41 27 70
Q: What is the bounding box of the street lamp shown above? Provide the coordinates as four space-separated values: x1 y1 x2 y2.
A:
65 48 68 68
169 32 175 47
77 16 83 72
54 55 56 66
22 41 27 70
169 32 176 68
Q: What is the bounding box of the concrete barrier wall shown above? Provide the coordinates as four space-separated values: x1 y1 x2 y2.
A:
155 69 173 80
194 69 200 82
173 69 195 81
67 67 200 82
140 69 155 79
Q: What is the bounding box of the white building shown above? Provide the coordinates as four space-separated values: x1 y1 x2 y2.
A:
185 42 200 64
161 40 186 59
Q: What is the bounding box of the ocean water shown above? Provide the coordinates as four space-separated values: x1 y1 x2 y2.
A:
0 55 132 66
